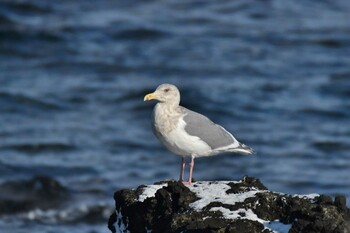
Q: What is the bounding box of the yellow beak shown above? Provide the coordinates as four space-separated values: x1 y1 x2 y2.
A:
144 93 157 101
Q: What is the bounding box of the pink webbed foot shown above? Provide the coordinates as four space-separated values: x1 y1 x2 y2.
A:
181 180 192 185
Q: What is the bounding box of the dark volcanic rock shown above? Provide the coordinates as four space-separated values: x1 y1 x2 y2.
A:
0 176 69 215
108 176 350 233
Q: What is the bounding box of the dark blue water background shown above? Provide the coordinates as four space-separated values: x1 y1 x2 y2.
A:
0 0 350 232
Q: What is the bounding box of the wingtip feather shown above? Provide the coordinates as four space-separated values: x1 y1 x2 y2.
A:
237 143 255 155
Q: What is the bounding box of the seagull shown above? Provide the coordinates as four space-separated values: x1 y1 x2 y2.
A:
144 83 254 184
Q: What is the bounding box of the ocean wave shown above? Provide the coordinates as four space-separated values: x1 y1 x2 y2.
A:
112 28 170 41
1 1 52 14
312 141 350 152
0 176 68 215
300 108 348 119
0 142 76 154
0 92 67 112
22 203 113 224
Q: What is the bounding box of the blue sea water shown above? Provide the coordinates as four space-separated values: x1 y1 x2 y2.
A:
0 0 350 232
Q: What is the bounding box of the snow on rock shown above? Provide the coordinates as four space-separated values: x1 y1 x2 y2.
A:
108 176 350 233
138 183 168 202
115 209 129 233
187 181 269 225
292 193 320 199
188 181 264 209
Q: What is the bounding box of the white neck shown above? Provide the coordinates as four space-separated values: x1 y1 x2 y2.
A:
157 101 178 111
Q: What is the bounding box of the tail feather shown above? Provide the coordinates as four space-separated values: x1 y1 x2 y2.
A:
232 143 255 155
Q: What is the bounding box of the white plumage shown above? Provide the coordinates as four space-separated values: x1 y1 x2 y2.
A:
144 83 254 184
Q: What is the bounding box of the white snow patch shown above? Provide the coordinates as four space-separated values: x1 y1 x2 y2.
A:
187 181 292 233
138 183 168 202
115 209 129 233
210 207 267 224
293 193 319 199
188 181 264 210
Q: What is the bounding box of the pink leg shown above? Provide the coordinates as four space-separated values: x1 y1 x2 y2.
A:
188 157 194 184
179 157 185 181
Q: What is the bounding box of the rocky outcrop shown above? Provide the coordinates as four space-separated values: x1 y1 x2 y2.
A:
108 176 350 233
0 176 69 215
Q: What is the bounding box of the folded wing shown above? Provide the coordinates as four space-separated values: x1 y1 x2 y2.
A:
182 107 240 150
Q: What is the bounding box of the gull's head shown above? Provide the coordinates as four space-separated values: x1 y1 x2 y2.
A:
144 83 180 105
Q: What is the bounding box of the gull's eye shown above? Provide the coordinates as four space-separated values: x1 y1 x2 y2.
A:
164 88 170 92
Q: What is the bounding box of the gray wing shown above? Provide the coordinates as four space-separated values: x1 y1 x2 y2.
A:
181 107 238 150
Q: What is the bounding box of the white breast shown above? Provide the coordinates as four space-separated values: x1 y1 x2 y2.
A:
153 104 212 157
161 116 212 157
